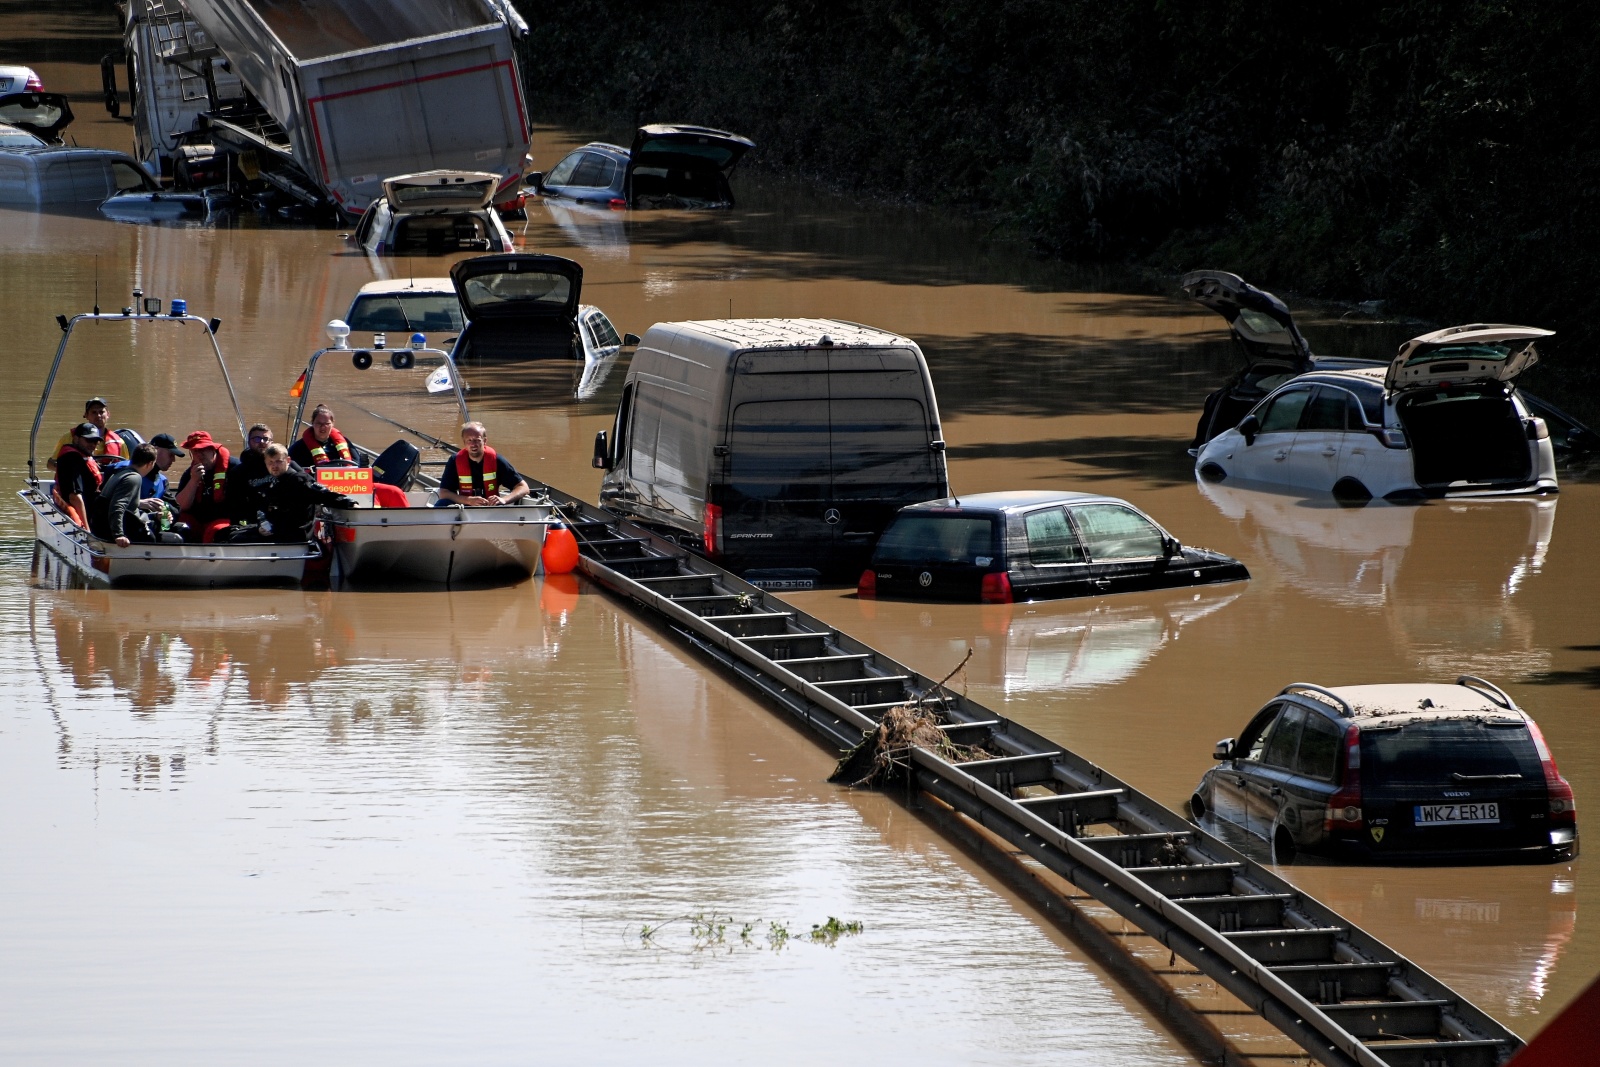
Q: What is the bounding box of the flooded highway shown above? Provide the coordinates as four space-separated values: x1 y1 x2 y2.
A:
3 11 1597 1062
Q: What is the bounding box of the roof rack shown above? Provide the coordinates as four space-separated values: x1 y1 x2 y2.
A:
1280 683 1355 717
1456 675 1516 709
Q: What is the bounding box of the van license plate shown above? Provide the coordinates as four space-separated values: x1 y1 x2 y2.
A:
1415 803 1499 825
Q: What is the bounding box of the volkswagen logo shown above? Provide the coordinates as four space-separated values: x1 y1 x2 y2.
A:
823 508 841 525
918 571 933 587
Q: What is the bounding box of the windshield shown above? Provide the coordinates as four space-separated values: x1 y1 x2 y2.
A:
873 514 997 565
461 272 572 311
346 293 463 333
1401 342 1518 370
0 127 42 147
1360 720 1542 788
636 138 740 167
390 179 495 208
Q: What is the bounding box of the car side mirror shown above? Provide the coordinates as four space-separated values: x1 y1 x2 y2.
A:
1163 536 1181 557
526 171 544 195
1213 738 1235 760
623 332 641 347
592 429 611 470
1238 414 1259 445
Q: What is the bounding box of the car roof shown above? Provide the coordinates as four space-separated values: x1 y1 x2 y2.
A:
568 141 629 159
352 278 455 296
1289 682 1527 724
669 317 912 350
905 490 1125 513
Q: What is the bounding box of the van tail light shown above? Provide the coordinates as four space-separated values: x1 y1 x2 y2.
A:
702 503 722 557
1324 724 1364 831
1527 718 1577 826
608 198 628 210
857 569 876 598
980 571 1013 604
1379 428 1407 449
1527 417 1550 441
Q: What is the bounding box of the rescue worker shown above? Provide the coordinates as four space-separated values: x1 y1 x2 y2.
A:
238 443 355 542
52 422 105 528
48 397 126 469
174 430 241 542
436 421 531 507
288 405 357 468
232 423 277 506
93 444 162 546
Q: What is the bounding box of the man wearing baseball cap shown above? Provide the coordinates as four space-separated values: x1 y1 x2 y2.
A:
104 431 184 516
48 397 125 470
51 422 106 528
174 430 241 542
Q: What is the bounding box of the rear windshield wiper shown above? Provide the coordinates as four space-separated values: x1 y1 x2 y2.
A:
1451 772 1524 781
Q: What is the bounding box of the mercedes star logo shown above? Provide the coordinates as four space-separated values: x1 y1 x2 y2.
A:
823 508 841 525
918 571 933 587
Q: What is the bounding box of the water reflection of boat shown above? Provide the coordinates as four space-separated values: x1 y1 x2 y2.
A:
1197 479 1557 675
20 301 320 587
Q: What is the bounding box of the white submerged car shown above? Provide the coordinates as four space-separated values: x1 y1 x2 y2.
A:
1196 323 1560 500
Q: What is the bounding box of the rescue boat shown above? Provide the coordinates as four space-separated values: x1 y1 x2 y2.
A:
291 320 553 586
20 294 320 587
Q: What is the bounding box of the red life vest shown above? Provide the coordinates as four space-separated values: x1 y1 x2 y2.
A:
54 442 104 489
101 432 124 459
300 427 354 466
197 445 230 503
453 446 498 497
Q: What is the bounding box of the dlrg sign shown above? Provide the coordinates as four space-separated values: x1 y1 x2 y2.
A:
316 466 374 505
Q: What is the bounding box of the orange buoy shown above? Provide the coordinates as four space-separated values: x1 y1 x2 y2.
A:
541 523 579 575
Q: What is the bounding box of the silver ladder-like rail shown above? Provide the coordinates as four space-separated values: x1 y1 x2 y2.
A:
532 480 1522 1067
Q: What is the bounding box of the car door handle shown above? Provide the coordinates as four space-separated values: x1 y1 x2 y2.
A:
1273 450 1288 461
1233 777 1247 787
1269 787 1283 797
1349 447 1366 456
1321 448 1337 457
1093 578 1112 589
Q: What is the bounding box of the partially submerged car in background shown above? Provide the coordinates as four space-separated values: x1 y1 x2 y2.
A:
531 125 754 209
858 491 1248 603
0 66 44 95
1191 677 1578 865
0 97 159 211
1183 270 1595 458
352 171 515 256
447 253 637 366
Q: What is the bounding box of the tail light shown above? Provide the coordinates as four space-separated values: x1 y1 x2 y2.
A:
1379 428 1407 449
607 198 627 210
1527 718 1577 826
1324 724 1364 831
1527 417 1550 441
702 503 721 557
980 571 1013 604
857 569 876 598
25 72 43 92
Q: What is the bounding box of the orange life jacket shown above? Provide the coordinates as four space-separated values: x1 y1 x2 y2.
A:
52 443 101 526
453 446 498 497
197 446 230 503
300 427 354 466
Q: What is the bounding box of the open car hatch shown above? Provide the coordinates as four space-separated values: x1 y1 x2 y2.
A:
0 91 73 143
1180 270 1313 373
450 253 584 322
382 170 499 215
1386 324 1552 392
631 125 754 174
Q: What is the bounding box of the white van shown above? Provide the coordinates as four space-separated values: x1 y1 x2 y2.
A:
594 318 950 586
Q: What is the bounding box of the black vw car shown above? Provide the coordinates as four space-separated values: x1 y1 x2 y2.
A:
1191 678 1579 864
857 491 1248 603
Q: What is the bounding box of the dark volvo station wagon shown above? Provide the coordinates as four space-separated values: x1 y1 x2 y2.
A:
858 491 1248 602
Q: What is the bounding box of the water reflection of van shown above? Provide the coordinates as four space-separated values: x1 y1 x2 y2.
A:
594 319 949 586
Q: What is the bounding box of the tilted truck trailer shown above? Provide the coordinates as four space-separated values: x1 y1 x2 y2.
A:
174 0 529 216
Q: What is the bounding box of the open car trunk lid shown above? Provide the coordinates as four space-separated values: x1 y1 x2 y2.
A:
382 170 500 215
627 125 755 207
1180 270 1313 375
0 91 73 143
631 125 754 174
1386 324 1552 392
450 253 583 323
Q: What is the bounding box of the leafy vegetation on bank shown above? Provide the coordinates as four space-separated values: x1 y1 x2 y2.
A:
516 1 1599 366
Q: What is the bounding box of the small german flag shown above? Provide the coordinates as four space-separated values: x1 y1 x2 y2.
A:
290 371 306 398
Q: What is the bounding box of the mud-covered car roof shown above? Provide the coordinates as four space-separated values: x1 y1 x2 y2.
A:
1288 681 1527 724
902 490 1122 514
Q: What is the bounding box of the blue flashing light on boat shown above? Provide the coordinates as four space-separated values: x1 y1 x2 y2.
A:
170 298 187 317
410 332 426 349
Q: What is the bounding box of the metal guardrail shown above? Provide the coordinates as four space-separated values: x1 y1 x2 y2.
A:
529 477 1524 1067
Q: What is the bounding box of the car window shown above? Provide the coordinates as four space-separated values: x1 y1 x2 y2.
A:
1242 704 1284 762
1262 704 1306 768
1302 386 1356 432
1359 720 1543 787
1069 504 1164 561
587 310 621 348
1349 383 1384 424
873 514 997 565
728 399 831 498
346 293 463 333
354 203 378 243
109 161 149 192
1024 508 1084 564
611 383 634 460
627 385 667 483
0 128 42 147
568 153 619 188
545 152 582 186
393 213 491 254
1294 713 1342 779
1257 386 1312 433
459 268 572 310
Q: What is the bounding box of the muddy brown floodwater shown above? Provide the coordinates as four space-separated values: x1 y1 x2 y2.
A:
2 9 1596 1063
